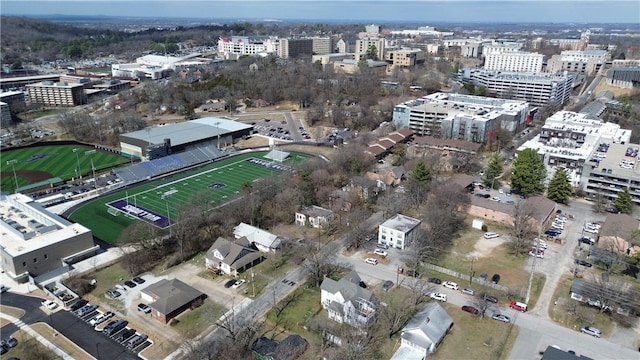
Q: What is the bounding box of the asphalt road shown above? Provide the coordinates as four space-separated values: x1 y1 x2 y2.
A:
0 292 138 360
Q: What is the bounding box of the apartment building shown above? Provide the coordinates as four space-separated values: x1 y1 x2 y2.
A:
278 38 314 59
0 90 25 126
484 52 544 72
26 80 86 107
583 143 640 205
378 214 421 250
392 92 530 143
217 36 279 56
336 38 356 53
0 193 96 280
310 37 333 55
467 69 573 107
546 50 608 76
481 42 523 56
385 48 425 69
518 111 631 186
461 42 482 58
355 38 386 60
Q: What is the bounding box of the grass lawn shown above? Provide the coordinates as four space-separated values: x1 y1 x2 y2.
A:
69 151 310 243
171 300 227 338
0 305 25 319
138 339 180 360
548 275 615 337
0 144 128 193
73 262 130 312
2 328 64 360
17 108 65 120
265 282 322 338
432 303 517 360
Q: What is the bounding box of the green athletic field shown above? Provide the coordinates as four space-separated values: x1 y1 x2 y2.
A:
0 145 129 193
69 151 310 243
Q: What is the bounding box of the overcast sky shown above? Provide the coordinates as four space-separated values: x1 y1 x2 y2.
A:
2 1 639 23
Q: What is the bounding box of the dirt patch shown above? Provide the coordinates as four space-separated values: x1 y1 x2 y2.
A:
468 235 509 258
1 170 53 182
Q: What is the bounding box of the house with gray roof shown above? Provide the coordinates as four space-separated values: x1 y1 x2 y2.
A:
378 213 421 249
295 205 334 228
390 302 454 360
205 237 264 276
141 278 207 323
320 271 377 327
233 222 282 252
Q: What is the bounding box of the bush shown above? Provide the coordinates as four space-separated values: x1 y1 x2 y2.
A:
62 274 94 296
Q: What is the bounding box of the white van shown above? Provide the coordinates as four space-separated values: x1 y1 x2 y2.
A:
484 232 499 239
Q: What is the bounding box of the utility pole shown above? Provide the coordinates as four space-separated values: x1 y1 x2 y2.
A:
526 217 544 304
72 148 82 181
85 150 98 191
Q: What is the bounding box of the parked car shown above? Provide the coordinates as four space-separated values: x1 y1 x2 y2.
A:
491 274 501 284
0 285 7 293
461 305 480 315
481 293 499 303
89 312 114 326
231 279 246 289
126 334 148 349
492 314 511 323
430 292 447 302
70 299 88 312
483 232 499 239
583 227 599 234
365 258 378 265
374 248 388 257
106 289 121 299
137 303 151 314
580 237 595 245
376 243 389 250
224 279 237 288
76 304 98 317
509 301 528 312
382 280 394 292
115 328 137 342
580 326 602 338
428 277 442 284
104 320 128 336
132 277 146 284
4 337 17 348
461 288 475 296
529 249 545 258
124 280 137 288
575 259 593 268
443 281 459 290
545 229 561 236
479 272 488 281
406 270 422 279
41 300 58 310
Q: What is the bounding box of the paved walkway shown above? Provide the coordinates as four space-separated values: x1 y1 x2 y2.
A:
0 313 80 360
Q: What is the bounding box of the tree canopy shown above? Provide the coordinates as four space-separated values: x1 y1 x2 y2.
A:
546 167 572 203
483 153 503 189
613 187 633 214
511 148 547 196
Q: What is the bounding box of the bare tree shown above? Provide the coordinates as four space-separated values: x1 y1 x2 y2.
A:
344 208 373 250
377 295 418 338
471 296 497 319
582 273 637 314
300 242 342 287
510 200 537 257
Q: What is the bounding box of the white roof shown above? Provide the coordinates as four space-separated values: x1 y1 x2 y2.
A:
233 222 281 249
380 214 421 233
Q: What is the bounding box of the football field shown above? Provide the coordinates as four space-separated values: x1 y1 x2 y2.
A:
69 151 310 243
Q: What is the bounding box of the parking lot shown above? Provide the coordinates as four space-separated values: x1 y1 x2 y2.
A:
248 113 310 142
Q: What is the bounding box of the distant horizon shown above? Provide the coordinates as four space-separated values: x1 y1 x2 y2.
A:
2 1 639 24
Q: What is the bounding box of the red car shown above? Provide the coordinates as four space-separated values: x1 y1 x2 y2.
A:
509 301 528 312
461 305 480 315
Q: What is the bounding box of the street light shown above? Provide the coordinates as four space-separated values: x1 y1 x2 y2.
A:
85 150 97 191
215 121 221 150
72 148 82 181
163 193 172 237
7 160 19 193
251 271 255 298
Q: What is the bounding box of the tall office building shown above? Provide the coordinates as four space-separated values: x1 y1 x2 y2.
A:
484 52 544 73
278 38 314 59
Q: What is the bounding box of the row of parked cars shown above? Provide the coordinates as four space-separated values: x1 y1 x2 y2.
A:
70 298 150 353
105 276 145 299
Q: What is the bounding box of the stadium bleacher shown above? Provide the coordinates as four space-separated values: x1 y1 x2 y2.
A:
114 147 229 184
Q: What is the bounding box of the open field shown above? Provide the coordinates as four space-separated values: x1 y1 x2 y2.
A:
0 144 128 193
69 151 311 243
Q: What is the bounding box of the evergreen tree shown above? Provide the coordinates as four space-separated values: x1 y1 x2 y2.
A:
546 168 572 203
483 153 503 189
409 161 431 184
613 187 633 214
406 161 432 208
511 148 547 196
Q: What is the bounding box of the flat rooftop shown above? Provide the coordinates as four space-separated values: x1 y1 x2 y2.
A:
0 194 91 256
380 214 421 232
591 143 640 180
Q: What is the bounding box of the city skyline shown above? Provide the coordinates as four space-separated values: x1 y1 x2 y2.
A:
1 1 639 24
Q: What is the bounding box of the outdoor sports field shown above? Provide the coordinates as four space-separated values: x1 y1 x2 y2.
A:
0 145 129 193
69 151 310 243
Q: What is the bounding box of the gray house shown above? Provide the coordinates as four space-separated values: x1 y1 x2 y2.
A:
390 302 454 359
205 237 264 276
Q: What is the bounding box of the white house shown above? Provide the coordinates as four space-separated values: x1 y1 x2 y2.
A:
233 222 281 253
320 271 377 327
390 302 454 360
204 237 263 276
295 205 334 228
378 214 421 250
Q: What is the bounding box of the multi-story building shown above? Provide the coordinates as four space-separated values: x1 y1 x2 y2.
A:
278 38 314 59
467 69 573 107
518 111 631 186
393 92 531 143
0 193 97 280
26 80 86 107
365 24 380 34
0 90 25 126
378 214 421 250
384 48 425 69
311 53 355 69
309 37 333 55
583 143 640 205
484 52 544 72
481 42 523 56
461 42 482 58
336 38 356 53
0 101 11 128
355 38 386 60
546 50 608 76
216 36 279 56
606 67 640 88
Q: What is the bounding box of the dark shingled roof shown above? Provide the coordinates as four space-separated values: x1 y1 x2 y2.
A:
143 279 204 315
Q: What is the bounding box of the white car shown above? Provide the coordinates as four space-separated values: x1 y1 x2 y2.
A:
374 248 388 257
89 311 113 326
443 281 459 290
584 227 599 234
231 279 246 289
529 249 545 258
365 258 378 265
491 196 500 202
41 300 58 310
430 292 447 302
532 241 548 250
483 232 499 239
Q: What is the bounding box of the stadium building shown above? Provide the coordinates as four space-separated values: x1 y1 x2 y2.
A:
119 117 253 159
0 193 96 281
